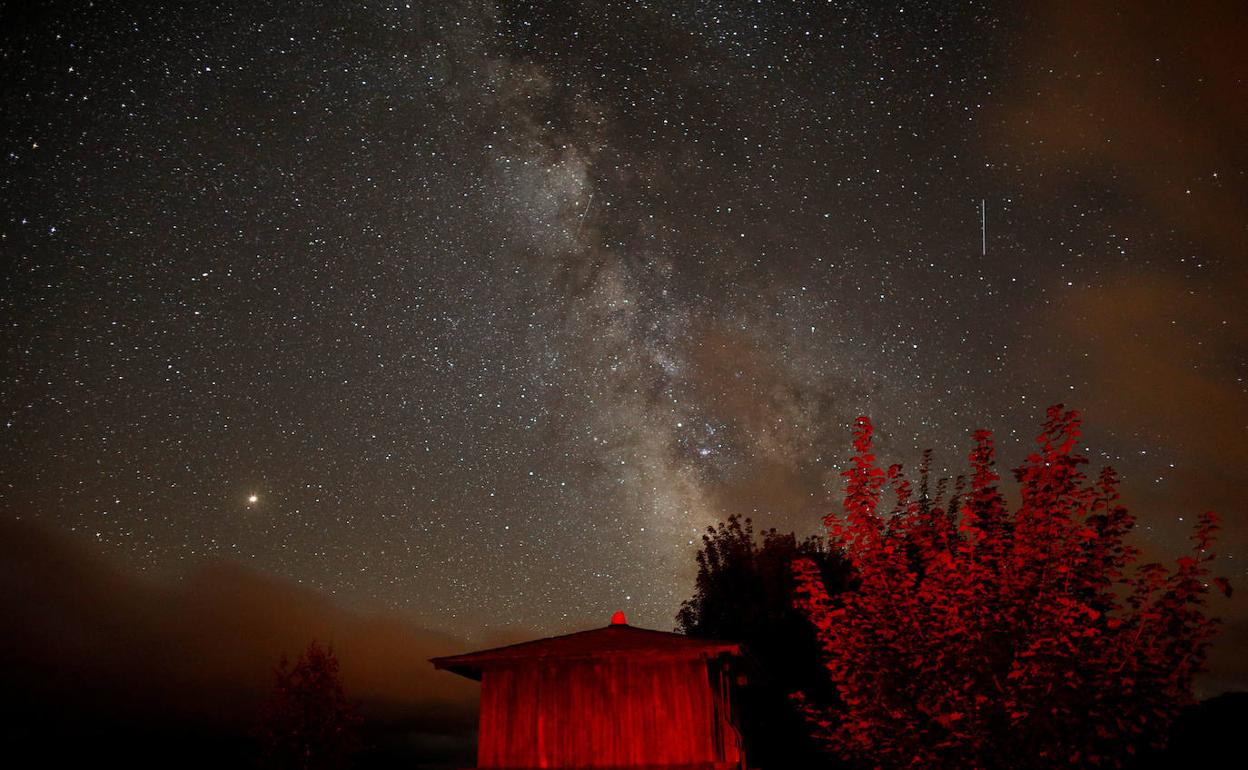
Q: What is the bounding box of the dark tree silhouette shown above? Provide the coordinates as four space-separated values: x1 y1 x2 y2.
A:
678 515 852 769
259 640 362 770
1132 691 1248 769
794 406 1231 770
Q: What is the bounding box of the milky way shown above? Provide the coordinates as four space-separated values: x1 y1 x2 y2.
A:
1 1 1243 682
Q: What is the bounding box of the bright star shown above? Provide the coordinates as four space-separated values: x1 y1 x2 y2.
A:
247 494 259 504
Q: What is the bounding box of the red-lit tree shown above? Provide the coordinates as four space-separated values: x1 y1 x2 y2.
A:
793 406 1229 770
259 640 362 770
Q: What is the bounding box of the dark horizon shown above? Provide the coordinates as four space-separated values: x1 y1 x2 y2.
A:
2 509 1243 766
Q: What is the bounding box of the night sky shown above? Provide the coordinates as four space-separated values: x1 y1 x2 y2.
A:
1 0 1244 715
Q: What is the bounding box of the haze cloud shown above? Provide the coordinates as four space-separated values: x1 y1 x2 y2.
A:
0 517 480 767
995 0 1246 559
993 0 1245 694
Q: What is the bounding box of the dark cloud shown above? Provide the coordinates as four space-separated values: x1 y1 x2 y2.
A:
0 517 480 766
998 0 1247 259
1050 276 1245 522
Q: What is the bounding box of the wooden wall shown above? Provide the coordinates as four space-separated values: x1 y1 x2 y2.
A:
477 657 739 768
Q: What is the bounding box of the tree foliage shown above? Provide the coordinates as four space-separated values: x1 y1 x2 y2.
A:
678 515 852 769
793 406 1229 770
260 640 362 770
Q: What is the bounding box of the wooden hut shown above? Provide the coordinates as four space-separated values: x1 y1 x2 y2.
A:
431 611 745 770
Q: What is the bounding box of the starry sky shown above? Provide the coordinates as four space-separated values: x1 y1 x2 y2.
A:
1 0 1244 696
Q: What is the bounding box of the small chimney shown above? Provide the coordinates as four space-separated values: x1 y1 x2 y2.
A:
610 610 628 626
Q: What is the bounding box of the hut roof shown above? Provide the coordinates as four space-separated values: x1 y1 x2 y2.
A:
430 613 740 681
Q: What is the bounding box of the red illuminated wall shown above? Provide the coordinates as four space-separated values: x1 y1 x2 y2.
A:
476 657 740 769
